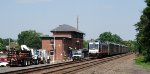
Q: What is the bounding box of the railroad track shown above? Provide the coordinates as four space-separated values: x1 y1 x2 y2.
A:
44 53 130 74
3 53 131 74
3 59 91 74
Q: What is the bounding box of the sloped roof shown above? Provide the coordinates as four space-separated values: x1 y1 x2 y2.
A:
51 24 84 34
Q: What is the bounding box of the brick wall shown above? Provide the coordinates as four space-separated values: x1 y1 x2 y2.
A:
55 39 63 61
42 38 51 51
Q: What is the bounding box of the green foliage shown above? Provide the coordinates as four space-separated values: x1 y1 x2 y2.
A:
2 38 13 46
98 32 137 52
0 38 4 51
145 0 150 7
98 32 123 44
143 7 150 19
0 43 3 51
18 30 41 49
135 55 150 69
83 40 88 48
112 34 123 44
123 40 137 52
0 38 2 42
98 32 112 42
135 55 145 64
0 38 15 51
135 0 150 61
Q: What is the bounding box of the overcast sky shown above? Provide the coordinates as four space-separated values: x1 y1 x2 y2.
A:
0 0 146 40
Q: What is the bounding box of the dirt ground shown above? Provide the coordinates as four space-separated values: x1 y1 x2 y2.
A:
76 54 150 74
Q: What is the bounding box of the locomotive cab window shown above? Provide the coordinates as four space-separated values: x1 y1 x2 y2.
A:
89 44 99 49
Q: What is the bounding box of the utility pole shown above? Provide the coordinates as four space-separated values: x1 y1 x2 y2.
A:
77 16 79 30
76 16 79 49
9 38 10 50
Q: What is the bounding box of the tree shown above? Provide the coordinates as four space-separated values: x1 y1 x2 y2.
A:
98 32 113 42
112 34 123 44
0 38 3 51
0 38 15 51
135 0 150 61
83 40 88 48
18 30 41 49
2 38 13 46
98 32 123 44
122 40 137 52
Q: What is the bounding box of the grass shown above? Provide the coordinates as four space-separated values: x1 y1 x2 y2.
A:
135 55 150 69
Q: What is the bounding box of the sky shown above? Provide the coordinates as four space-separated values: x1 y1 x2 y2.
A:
0 0 146 40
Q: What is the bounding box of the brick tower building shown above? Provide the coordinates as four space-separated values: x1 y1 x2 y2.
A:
41 24 84 62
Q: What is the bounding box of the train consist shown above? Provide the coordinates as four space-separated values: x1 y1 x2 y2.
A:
88 41 128 58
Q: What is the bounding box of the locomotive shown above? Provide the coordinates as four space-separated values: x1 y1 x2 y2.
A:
88 41 128 58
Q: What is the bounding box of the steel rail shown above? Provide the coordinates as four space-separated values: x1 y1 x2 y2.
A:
44 53 130 74
3 53 131 74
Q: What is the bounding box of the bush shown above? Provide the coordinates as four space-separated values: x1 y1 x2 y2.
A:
135 55 150 69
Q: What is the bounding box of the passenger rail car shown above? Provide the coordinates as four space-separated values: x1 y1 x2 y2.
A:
88 41 128 58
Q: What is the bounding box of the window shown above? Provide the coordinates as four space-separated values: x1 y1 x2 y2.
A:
50 50 54 55
89 44 99 49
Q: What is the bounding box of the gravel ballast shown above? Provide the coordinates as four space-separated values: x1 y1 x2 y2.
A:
76 54 150 74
